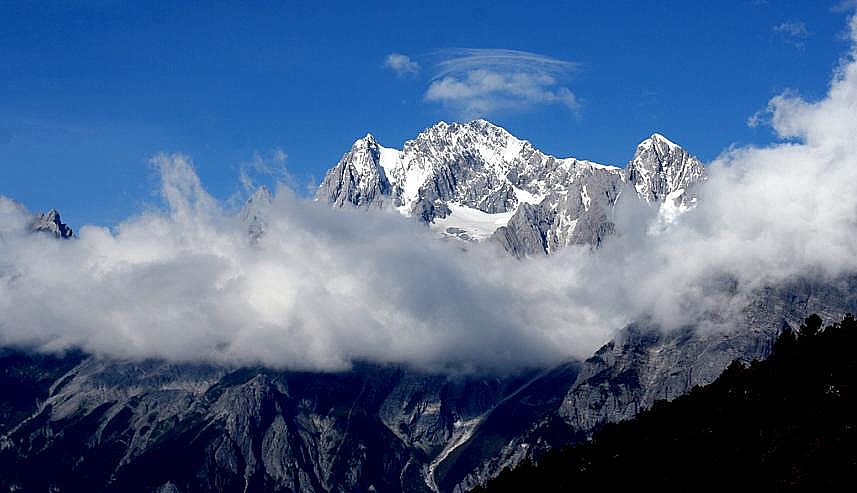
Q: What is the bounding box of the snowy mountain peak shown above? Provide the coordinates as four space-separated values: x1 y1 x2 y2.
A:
627 133 705 204
358 133 378 146
30 209 74 239
314 132 395 208
426 118 502 131
468 118 510 134
640 132 679 150
317 120 706 256
416 119 520 150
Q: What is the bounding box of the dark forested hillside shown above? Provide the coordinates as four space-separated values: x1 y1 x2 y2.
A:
474 314 857 492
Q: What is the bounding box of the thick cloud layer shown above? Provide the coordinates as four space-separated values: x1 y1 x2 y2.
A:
2 16 857 372
0 160 615 371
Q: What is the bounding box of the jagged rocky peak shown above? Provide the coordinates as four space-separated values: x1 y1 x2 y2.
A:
411 119 523 154
248 184 273 204
30 209 74 239
396 119 536 220
316 121 706 257
241 185 273 241
350 132 382 166
626 133 705 204
314 131 396 209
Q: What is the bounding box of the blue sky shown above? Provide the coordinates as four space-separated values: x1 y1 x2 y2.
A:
1 0 853 226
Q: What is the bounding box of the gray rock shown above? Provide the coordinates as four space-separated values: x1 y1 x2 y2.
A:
240 186 273 242
626 133 705 205
316 120 704 257
490 203 554 257
447 276 857 491
30 209 73 239
315 133 397 209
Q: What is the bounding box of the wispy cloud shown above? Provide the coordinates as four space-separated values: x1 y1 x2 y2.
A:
423 48 580 119
383 53 420 77
238 147 289 193
833 0 857 13
774 20 810 49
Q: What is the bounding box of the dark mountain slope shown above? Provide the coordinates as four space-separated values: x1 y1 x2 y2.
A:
474 314 857 492
0 348 85 434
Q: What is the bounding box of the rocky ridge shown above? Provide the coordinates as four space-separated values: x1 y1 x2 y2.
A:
316 120 705 256
30 209 74 239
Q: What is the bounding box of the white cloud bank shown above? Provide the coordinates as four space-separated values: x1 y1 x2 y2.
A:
0 160 605 372
2 16 857 373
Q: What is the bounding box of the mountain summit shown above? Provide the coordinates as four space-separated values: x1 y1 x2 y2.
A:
29 209 74 239
316 120 705 256
627 133 705 204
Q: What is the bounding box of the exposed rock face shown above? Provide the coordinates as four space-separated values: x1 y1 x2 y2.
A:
241 186 273 242
490 164 623 255
0 356 545 493
315 134 396 209
30 209 74 239
626 133 705 205
316 120 705 257
444 276 857 492
490 203 554 257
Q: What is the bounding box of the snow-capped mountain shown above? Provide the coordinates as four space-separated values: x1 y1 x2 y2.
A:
627 133 705 203
316 120 705 256
6 122 836 493
29 209 74 239
2 144 853 493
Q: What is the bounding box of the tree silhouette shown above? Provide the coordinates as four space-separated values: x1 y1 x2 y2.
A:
474 314 857 492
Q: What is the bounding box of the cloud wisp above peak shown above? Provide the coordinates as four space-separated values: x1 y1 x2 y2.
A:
383 53 421 77
423 48 581 119
774 20 811 48
430 49 579 79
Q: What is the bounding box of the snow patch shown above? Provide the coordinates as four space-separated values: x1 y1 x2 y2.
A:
431 203 516 241
378 146 403 178
513 187 544 205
